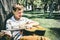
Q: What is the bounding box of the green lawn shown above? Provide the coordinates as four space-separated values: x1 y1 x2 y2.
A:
31 18 60 40
23 10 60 40
31 18 60 28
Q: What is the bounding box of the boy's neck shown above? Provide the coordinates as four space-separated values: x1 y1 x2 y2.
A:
14 16 20 21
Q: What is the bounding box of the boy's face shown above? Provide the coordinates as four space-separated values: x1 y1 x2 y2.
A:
13 4 24 19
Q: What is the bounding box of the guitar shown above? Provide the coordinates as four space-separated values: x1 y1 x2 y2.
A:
1 25 46 36
23 26 46 36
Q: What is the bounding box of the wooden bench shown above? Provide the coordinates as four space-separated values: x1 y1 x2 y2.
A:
20 35 50 40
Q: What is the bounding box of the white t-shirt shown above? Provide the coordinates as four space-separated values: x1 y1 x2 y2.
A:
6 16 35 37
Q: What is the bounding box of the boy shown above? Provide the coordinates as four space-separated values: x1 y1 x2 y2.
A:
5 3 39 40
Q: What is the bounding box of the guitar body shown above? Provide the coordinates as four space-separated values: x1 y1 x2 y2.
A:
20 26 48 40
23 26 46 36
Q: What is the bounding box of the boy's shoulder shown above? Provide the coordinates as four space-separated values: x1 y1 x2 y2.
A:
6 17 13 23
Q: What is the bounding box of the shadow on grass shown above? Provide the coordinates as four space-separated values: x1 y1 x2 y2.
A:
50 28 60 36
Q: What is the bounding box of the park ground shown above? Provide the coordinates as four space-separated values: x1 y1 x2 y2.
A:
24 10 60 40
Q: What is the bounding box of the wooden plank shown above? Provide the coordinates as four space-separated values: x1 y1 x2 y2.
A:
20 35 50 40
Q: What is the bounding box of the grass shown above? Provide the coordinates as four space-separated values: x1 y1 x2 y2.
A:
31 18 60 40
23 10 60 40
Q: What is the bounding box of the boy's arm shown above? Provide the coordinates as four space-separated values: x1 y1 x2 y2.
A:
27 21 39 26
25 18 39 28
4 20 12 37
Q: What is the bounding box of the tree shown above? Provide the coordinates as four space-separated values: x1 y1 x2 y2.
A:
0 0 18 30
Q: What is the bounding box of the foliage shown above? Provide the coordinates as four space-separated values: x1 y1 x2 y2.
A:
33 0 42 6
